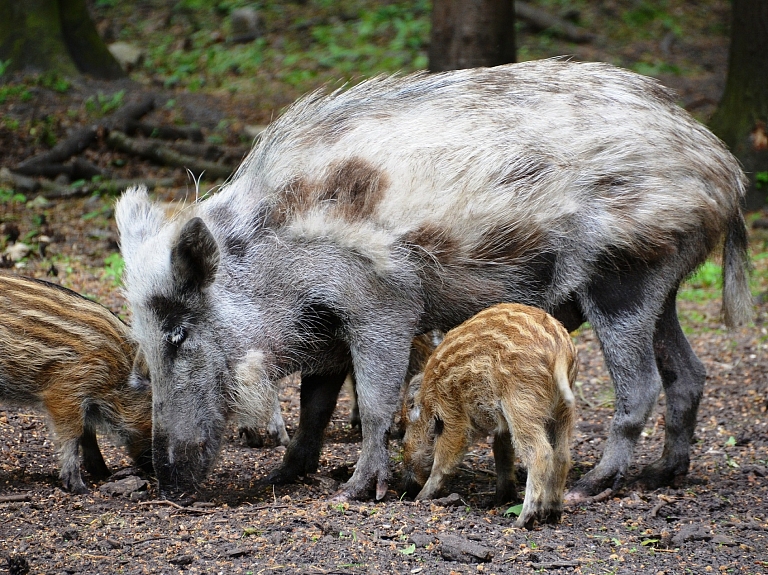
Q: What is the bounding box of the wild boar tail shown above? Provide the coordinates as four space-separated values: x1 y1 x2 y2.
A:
554 355 575 409
722 211 754 328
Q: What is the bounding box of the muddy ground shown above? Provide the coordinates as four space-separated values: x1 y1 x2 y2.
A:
2 1 768 573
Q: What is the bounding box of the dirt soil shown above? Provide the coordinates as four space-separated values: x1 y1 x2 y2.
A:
2 2 768 574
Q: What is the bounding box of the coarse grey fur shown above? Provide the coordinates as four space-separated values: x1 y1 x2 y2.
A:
116 59 752 500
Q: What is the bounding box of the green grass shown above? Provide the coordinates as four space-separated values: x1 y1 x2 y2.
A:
679 261 722 303
126 0 429 101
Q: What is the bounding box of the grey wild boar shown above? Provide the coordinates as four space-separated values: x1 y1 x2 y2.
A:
115 59 752 501
401 303 577 529
0 272 153 493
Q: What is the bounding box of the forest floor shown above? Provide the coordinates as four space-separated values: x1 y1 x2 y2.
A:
2 1 768 573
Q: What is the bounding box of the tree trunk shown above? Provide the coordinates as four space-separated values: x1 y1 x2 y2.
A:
429 0 516 72
0 0 124 79
709 0 768 210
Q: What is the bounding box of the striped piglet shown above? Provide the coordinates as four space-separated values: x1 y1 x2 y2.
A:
0 272 153 493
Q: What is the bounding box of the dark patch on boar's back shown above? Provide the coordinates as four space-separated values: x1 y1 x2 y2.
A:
268 157 388 227
319 157 388 221
403 224 460 265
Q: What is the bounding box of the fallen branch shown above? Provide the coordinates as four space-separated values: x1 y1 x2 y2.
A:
12 158 107 181
107 130 235 180
137 499 216 514
40 177 175 200
0 493 32 503
15 93 156 174
564 487 614 508
170 141 250 165
515 1 595 43
15 126 98 174
125 120 204 142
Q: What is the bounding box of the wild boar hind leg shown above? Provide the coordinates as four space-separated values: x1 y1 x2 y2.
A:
638 289 706 489
568 265 669 500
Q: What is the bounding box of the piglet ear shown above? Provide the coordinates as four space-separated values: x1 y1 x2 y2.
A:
171 217 220 293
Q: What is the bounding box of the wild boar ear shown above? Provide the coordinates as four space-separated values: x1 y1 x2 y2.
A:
171 217 220 293
115 186 166 268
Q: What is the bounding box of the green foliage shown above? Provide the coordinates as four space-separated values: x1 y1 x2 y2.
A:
631 60 681 76
85 90 126 116
102 253 125 287
679 261 723 303
0 84 32 104
622 2 682 37
0 188 27 204
38 73 72 93
503 503 524 517
755 171 768 190
0 59 10 77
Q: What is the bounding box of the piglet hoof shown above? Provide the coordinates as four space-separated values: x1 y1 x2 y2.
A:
61 474 88 495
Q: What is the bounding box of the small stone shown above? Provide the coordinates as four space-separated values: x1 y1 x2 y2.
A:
410 532 433 548
108 42 145 70
438 533 494 563
229 7 262 43
169 554 194 566
433 492 464 507
711 534 737 546
4 243 30 262
99 475 149 497
671 524 712 547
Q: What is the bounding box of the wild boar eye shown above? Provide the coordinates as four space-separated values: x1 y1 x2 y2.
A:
165 325 187 346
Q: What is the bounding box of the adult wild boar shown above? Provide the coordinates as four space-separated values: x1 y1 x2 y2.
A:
116 59 752 501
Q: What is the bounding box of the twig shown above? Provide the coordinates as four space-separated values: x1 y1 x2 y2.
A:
650 495 676 518
137 499 216 514
0 493 32 503
565 488 613 507
515 1 595 43
40 177 175 200
530 560 581 569
125 120 204 142
15 94 155 173
107 130 235 180
251 504 292 512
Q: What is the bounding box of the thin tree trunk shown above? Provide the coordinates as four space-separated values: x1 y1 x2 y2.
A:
429 0 516 72
709 0 768 209
0 0 124 79
0 0 79 76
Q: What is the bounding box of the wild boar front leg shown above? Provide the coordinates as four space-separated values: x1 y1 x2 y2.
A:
268 370 347 484
334 326 414 501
